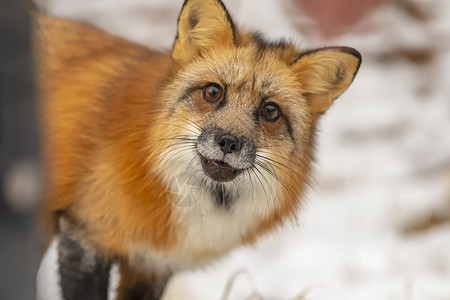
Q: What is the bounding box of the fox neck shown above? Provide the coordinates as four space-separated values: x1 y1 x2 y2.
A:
152 139 297 262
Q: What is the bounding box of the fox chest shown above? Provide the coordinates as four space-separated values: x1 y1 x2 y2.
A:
127 182 276 271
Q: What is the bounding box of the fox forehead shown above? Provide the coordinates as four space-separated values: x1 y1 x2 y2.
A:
175 45 308 111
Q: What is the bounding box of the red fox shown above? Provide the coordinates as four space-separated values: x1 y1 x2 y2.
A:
34 0 361 299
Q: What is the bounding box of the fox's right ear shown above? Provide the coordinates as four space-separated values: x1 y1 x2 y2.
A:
292 47 361 115
173 0 236 64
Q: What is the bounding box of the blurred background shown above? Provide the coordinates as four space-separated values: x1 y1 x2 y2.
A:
1 0 449 299
1 0 42 299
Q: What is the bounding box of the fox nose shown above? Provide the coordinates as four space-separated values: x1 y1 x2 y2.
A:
216 134 241 154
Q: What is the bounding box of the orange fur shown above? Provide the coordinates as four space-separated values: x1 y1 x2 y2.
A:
34 0 361 291
35 13 176 253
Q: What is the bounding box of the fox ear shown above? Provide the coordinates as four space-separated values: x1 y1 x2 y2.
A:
173 0 236 63
292 47 361 114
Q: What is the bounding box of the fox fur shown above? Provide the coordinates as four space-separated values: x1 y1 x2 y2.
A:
34 0 361 299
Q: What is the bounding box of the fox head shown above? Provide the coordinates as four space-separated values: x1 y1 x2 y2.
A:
35 0 360 254
148 0 361 243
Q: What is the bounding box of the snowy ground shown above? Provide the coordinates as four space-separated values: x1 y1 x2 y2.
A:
35 0 450 299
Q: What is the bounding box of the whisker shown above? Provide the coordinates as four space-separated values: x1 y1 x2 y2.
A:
254 159 297 202
163 142 197 152
158 146 196 168
161 114 204 133
160 123 200 136
255 152 304 180
257 149 290 161
245 169 256 203
248 165 269 206
255 154 297 178
158 135 197 141
185 152 200 173
252 162 277 204
250 163 274 209
162 140 195 148
180 116 204 133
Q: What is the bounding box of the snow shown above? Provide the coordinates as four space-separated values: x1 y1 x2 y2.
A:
36 0 450 299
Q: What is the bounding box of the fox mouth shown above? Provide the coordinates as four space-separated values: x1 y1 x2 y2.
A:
200 156 242 182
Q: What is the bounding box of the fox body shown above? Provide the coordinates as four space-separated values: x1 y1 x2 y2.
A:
35 0 361 299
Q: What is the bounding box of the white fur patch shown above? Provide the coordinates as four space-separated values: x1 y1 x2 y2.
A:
150 124 281 266
36 237 63 300
172 162 279 257
107 263 120 300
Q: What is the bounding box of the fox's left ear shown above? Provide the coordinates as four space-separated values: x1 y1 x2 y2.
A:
292 47 361 114
173 0 236 63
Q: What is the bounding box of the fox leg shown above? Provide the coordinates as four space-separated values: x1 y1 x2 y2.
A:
36 233 111 300
115 262 172 300
57 234 111 300
37 234 172 300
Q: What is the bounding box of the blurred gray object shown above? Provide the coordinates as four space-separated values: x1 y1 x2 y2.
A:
0 0 42 299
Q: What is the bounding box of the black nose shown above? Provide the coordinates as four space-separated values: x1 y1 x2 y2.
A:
216 134 241 154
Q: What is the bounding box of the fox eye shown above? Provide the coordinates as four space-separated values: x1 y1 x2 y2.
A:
202 83 223 102
261 102 281 122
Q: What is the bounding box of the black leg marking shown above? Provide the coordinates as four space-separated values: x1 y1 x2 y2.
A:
57 235 110 300
118 264 172 300
120 281 164 300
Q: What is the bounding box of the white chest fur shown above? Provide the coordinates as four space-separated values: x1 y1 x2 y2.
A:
137 141 280 270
